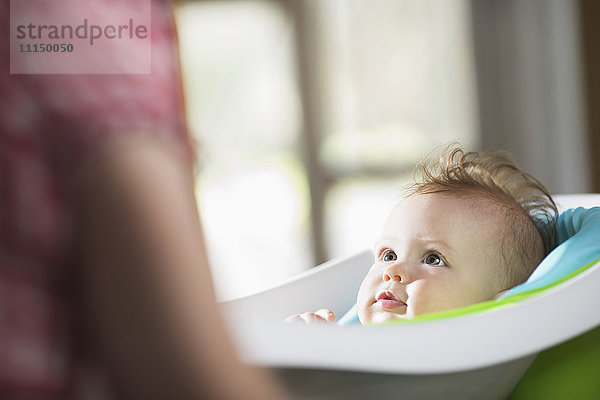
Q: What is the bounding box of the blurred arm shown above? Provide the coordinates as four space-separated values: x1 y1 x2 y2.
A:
77 136 286 400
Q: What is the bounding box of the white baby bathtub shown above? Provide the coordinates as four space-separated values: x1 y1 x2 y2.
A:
221 194 600 400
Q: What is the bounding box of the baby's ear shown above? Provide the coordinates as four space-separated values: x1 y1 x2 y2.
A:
493 289 510 300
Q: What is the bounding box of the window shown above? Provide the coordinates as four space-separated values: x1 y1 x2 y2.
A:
175 0 476 300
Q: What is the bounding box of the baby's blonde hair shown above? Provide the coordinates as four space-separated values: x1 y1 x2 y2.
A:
404 143 558 289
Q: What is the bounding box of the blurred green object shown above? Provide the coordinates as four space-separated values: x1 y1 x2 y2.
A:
509 325 600 399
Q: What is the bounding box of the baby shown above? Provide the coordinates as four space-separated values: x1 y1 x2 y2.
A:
287 144 557 325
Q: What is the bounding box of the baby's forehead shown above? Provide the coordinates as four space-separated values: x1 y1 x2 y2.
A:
385 193 510 244
381 193 510 262
395 192 507 216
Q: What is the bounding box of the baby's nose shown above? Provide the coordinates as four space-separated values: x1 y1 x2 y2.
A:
382 272 402 282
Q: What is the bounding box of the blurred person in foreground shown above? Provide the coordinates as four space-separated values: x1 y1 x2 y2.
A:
0 0 286 398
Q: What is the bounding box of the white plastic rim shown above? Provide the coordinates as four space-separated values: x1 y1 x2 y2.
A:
223 194 600 374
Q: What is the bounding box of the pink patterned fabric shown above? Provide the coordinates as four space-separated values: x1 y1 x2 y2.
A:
0 1 190 398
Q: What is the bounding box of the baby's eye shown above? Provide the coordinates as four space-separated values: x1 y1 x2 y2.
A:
381 250 397 262
424 253 446 266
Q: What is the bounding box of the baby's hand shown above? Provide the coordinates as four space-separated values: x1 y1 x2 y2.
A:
285 309 336 325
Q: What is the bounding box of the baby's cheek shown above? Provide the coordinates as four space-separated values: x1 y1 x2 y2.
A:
356 283 376 323
356 290 369 319
407 281 447 316
356 301 372 325
412 280 479 316
356 273 375 302
357 308 368 324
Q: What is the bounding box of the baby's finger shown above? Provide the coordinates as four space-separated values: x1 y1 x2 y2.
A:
299 312 327 325
315 309 336 322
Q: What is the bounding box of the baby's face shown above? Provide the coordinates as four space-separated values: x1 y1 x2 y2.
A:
357 193 506 324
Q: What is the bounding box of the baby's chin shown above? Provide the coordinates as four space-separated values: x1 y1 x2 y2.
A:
362 310 411 325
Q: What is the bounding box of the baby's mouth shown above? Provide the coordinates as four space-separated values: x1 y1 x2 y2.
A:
375 290 407 310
